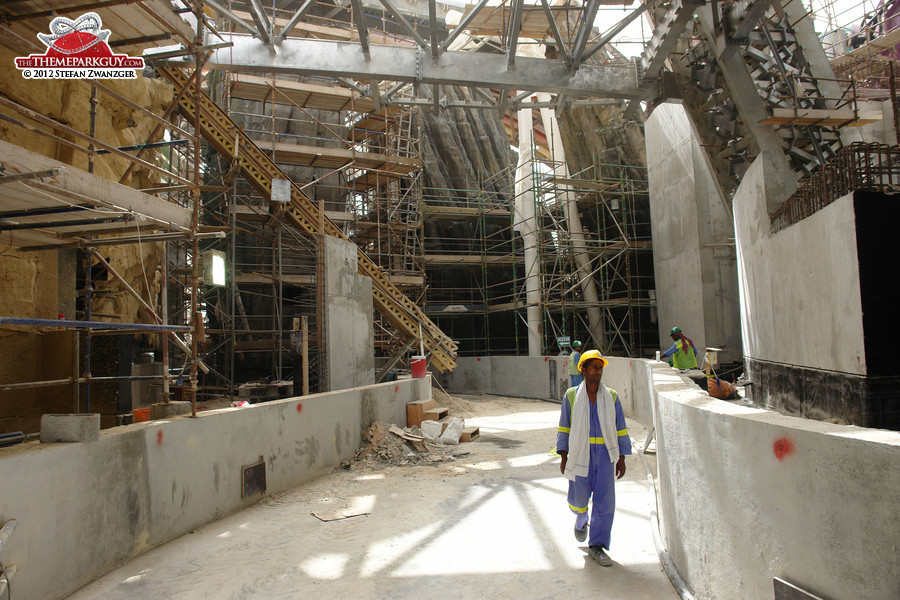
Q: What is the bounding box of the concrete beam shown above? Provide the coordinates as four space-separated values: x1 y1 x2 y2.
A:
181 33 643 99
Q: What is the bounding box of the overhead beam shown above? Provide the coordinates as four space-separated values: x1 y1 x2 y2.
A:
180 34 644 99
584 1 655 63
350 0 372 59
204 0 259 38
570 0 602 70
441 0 490 53
377 0 429 49
247 0 274 45
506 0 525 67
275 0 317 44
540 0 571 66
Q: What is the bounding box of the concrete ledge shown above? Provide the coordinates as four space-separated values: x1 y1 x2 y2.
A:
0 377 429 600
150 401 192 419
607 357 900 600
39 414 100 443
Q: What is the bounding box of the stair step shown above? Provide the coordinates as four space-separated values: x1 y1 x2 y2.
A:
423 407 449 421
406 399 436 428
460 426 480 443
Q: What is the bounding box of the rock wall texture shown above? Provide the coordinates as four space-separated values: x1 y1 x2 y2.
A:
0 44 175 431
419 86 515 204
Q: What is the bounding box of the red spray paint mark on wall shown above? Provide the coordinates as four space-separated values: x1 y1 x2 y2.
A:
477 357 481 361
296 403 303 413
544 357 548 361
156 430 164 445
394 385 399 393
773 436 794 461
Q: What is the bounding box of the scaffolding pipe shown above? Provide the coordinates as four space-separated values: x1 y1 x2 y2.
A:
85 249 92 412
87 250 208 372
161 242 171 401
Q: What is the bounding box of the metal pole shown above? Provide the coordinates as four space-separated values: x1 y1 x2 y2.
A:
84 249 92 412
87 250 202 365
277 228 283 380
161 242 170 402
890 63 900 145
72 329 80 412
301 315 309 396
229 180 237 398
189 1 205 417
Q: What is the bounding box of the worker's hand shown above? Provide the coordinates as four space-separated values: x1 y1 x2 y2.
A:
615 455 626 479
559 451 567 475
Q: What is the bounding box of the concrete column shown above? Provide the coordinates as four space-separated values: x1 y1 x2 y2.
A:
537 93 605 349
514 103 541 356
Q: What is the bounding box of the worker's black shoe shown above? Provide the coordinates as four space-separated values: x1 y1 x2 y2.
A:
574 523 587 542
589 545 613 567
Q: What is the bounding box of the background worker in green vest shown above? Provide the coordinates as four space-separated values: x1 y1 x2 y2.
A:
568 341 583 386
660 326 698 369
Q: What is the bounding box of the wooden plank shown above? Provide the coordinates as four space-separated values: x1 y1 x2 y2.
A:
760 108 882 127
424 254 519 265
831 25 900 67
0 139 192 248
424 407 449 421
234 273 316 286
230 74 376 113
422 204 510 217
267 141 421 171
232 9 353 41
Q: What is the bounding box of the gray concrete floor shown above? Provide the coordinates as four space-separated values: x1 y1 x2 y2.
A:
67 394 678 600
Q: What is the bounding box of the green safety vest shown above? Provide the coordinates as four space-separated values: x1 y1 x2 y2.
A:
568 351 581 375
672 340 698 369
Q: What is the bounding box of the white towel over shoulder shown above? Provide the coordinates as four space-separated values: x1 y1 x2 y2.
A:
563 382 620 481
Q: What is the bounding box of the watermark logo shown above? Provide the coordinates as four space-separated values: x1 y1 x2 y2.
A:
14 12 144 79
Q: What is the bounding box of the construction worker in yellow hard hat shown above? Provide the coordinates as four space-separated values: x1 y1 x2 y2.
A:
556 349 631 566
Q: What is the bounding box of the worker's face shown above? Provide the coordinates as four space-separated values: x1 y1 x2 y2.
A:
581 359 604 383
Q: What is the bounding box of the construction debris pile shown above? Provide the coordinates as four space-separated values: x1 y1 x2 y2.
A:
351 421 468 468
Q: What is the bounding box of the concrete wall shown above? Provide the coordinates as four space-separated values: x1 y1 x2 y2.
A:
323 235 374 391
604 357 900 600
646 103 742 363
0 377 430 600
441 355 569 402
733 157 866 375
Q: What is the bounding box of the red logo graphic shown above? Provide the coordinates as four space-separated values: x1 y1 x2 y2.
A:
14 12 144 79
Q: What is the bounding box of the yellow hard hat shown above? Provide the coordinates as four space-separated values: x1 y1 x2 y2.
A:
578 349 608 370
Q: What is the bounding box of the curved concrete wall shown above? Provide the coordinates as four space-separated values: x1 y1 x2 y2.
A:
612 358 899 600
441 355 569 402
0 377 430 600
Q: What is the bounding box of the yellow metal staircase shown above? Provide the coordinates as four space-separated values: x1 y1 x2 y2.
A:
158 66 457 373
